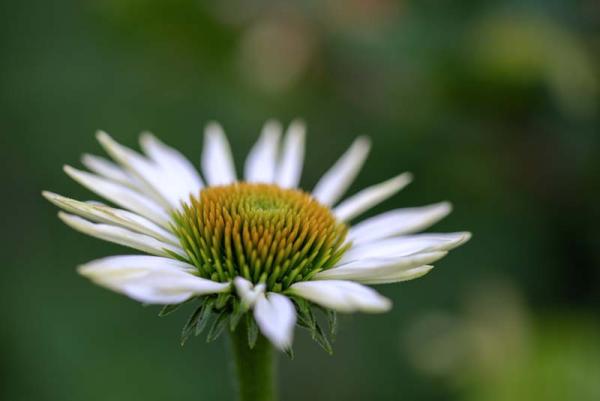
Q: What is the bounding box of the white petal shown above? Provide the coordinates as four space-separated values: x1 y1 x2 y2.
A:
139 132 204 196
78 255 230 304
348 202 453 244
80 255 196 280
96 131 185 210
58 212 185 258
43 191 179 246
340 232 471 263
358 265 434 285
312 136 371 206
81 154 140 189
254 293 296 350
289 280 391 313
334 172 413 222
314 251 447 282
244 120 282 183
202 122 237 185
233 277 266 310
275 120 305 188
64 165 171 228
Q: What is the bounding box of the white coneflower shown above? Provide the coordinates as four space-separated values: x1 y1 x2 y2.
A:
44 120 469 399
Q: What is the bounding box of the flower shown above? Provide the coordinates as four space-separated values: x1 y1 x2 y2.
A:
43 120 470 351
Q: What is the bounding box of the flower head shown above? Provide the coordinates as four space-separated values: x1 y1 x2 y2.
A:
44 120 470 351
172 183 349 291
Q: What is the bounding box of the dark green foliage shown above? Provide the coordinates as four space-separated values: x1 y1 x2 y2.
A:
246 313 259 349
291 297 338 355
194 298 215 336
229 300 245 331
317 305 338 340
180 303 204 346
158 303 183 317
207 310 229 342
161 294 339 354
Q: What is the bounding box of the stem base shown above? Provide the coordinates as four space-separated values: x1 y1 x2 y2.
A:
230 324 276 401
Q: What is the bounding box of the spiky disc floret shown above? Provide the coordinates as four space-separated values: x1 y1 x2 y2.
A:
171 183 349 292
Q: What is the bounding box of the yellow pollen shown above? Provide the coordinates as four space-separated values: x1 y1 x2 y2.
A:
171 183 349 292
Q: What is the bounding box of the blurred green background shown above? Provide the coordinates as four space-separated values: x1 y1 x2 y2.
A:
1 0 599 400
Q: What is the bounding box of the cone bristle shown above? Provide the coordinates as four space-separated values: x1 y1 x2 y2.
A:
172 183 349 291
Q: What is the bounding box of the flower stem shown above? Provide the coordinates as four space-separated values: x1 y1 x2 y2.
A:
230 324 276 401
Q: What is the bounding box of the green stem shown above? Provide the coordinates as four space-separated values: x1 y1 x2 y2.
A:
230 324 276 401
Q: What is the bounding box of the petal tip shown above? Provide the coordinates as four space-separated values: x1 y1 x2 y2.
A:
364 292 393 313
41 190 56 200
139 131 155 144
205 121 224 135
63 165 87 180
287 119 306 138
457 231 472 245
380 298 393 312
264 118 282 130
76 263 91 276
398 171 413 184
56 211 72 223
80 153 95 164
438 201 453 212
290 117 305 127
356 135 372 148
95 130 110 142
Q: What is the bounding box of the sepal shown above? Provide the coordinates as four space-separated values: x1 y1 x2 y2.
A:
291 297 337 355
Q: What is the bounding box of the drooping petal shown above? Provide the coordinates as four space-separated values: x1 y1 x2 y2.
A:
201 122 237 186
81 154 140 190
312 136 371 206
43 191 179 246
139 132 204 195
254 292 296 350
347 202 453 244
333 172 413 222
97 131 187 210
340 232 471 263
233 277 266 310
289 280 391 313
314 251 447 282
64 165 171 228
78 255 230 304
275 120 305 188
58 212 185 258
357 265 434 285
244 120 282 183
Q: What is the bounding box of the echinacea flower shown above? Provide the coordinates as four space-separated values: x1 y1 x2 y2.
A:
43 120 470 352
